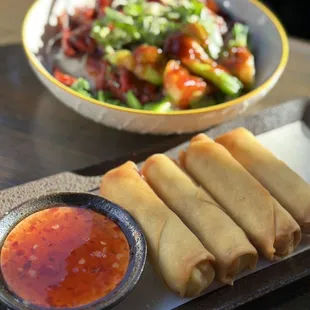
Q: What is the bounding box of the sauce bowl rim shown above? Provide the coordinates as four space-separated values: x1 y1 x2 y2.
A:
0 192 147 310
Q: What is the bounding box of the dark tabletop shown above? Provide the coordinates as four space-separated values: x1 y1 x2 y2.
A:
0 45 194 189
1 41 310 309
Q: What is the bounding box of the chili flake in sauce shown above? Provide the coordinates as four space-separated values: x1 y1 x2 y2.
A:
0 206 130 308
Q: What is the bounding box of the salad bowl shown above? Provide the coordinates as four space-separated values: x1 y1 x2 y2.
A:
22 0 288 134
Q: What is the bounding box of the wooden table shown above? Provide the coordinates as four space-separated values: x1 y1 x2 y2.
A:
1 40 310 310
1 2 310 308
1 37 309 189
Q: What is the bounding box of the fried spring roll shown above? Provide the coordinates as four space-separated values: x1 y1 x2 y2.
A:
180 135 301 260
100 161 215 297
142 154 258 285
272 198 301 256
216 127 310 233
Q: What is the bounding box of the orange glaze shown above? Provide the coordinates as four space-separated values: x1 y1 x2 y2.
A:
0 206 130 308
222 47 252 70
164 61 208 109
164 33 210 63
220 47 255 86
133 45 163 64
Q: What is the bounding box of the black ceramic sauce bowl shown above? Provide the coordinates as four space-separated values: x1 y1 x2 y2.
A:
0 192 147 310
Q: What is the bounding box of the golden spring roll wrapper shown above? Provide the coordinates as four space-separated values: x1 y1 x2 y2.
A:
100 161 215 297
196 132 301 256
216 127 310 233
272 198 301 257
180 138 278 260
183 135 302 258
191 133 214 144
141 154 258 285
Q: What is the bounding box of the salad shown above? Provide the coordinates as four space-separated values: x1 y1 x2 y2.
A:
53 0 255 112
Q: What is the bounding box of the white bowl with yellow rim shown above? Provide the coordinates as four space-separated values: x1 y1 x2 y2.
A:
22 0 289 134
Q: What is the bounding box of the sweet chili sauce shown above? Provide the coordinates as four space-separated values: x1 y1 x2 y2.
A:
0 206 130 308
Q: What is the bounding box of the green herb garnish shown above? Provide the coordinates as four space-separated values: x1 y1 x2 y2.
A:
143 98 172 112
229 23 249 48
126 90 142 109
71 78 92 97
97 90 125 106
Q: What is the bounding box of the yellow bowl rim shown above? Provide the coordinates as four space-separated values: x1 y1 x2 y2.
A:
22 0 289 117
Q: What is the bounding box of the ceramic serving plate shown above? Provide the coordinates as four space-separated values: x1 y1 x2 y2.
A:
22 0 288 134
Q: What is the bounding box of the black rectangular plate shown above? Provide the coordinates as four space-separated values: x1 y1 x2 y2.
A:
75 97 310 178
1 98 310 310
74 97 310 310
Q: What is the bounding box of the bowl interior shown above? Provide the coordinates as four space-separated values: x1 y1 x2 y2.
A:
0 193 147 310
218 0 284 89
23 0 285 93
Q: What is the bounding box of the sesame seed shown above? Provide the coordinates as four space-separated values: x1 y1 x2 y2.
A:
100 241 106 245
112 263 119 269
113 234 119 239
52 224 60 230
29 255 37 261
93 251 103 258
28 269 36 278
116 254 123 260
78 258 86 265
33 244 38 250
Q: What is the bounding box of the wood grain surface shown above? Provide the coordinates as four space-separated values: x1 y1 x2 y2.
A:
1 37 309 189
0 0 34 46
1 2 310 309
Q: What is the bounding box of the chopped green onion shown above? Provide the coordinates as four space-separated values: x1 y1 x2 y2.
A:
97 90 112 102
97 90 105 101
216 70 243 96
144 2 171 16
71 78 92 97
183 60 243 96
167 0 204 21
126 91 142 109
91 0 181 49
167 11 180 20
144 98 172 112
105 7 134 25
91 20 130 50
229 23 249 48
141 16 179 46
124 3 144 16
97 90 125 106
199 8 224 59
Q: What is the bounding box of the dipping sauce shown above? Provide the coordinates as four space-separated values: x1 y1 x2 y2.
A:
0 207 130 308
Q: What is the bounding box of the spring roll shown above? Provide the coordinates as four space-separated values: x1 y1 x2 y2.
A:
216 127 310 233
100 161 215 297
272 198 301 256
180 135 301 260
142 154 258 285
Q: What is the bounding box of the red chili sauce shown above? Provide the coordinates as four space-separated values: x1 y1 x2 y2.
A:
0 207 130 308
